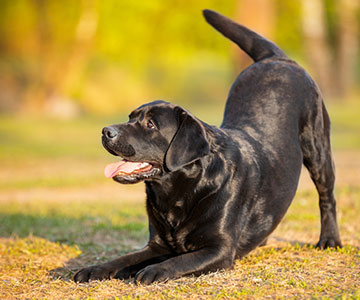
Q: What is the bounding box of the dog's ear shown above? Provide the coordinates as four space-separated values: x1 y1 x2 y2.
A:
165 108 210 172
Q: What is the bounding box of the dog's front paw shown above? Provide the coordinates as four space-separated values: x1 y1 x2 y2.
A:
73 264 115 283
316 237 342 249
134 264 175 285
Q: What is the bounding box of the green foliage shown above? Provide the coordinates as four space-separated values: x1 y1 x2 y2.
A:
324 0 339 52
2 0 358 115
274 0 304 61
0 0 236 114
95 0 234 64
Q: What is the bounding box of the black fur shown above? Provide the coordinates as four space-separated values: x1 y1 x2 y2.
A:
74 9 341 285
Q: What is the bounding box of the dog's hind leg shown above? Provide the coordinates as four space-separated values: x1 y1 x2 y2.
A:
258 238 268 247
300 102 342 249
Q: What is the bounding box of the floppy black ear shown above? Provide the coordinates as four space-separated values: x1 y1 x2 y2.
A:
165 109 210 172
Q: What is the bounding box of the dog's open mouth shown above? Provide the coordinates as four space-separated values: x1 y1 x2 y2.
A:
104 159 160 183
104 160 153 178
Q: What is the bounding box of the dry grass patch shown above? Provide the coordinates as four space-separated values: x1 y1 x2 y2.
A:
1 237 359 299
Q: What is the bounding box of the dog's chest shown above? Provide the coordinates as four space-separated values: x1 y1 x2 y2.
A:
152 201 194 253
164 200 184 227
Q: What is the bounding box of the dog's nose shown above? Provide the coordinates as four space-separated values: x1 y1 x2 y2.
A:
102 126 118 139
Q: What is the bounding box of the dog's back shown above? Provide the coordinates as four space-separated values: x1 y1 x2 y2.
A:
203 10 324 171
203 10 320 136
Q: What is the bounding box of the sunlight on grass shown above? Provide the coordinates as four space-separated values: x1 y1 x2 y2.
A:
0 116 120 160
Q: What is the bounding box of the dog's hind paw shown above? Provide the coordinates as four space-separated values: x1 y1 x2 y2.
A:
316 238 342 249
259 238 268 247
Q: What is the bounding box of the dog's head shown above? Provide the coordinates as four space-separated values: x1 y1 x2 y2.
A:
102 101 210 184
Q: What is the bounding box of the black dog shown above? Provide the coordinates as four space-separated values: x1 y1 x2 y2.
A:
74 9 341 284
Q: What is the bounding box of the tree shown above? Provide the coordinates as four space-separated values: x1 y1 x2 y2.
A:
232 0 276 73
303 0 360 99
336 0 359 98
302 0 335 98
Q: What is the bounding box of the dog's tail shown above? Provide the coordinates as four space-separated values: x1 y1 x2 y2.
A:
203 9 287 62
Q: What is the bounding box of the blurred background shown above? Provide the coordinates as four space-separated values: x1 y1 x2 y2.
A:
0 0 359 253
1 0 359 117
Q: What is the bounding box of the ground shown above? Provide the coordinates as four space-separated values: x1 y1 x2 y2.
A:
0 101 359 299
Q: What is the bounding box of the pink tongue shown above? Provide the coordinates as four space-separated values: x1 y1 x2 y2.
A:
104 160 143 178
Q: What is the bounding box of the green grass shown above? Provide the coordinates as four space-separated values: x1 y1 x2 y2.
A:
0 102 359 299
328 99 360 150
0 115 119 160
0 200 148 246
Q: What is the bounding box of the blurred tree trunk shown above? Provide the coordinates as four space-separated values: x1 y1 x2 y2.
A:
232 0 276 74
336 0 359 98
23 0 97 116
303 0 359 100
22 0 50 112
49 0 98 118
302 0 334 98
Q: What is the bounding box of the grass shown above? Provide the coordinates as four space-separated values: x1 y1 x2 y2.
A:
0 100 360 299
328 99 360 150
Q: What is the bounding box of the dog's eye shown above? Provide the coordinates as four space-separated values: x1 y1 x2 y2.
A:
147 120 155 129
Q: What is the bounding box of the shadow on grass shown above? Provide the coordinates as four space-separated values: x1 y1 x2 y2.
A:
0 212 148 280
48 250 136 282
2 212 356 283
0 212 147 243
269 236 312 248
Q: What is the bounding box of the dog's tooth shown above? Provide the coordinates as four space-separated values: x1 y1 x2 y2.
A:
132 162 149 170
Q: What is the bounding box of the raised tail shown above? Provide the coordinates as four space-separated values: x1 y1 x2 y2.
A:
203 9 287 62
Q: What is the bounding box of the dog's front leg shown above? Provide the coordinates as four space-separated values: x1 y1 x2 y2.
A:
134 245 234 284
73 245 170 283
